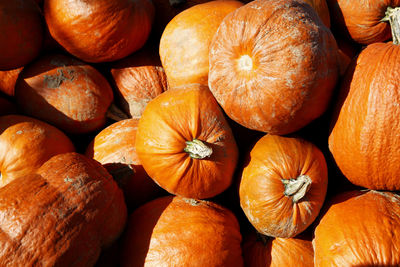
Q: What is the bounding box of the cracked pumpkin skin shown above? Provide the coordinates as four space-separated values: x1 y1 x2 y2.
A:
239 134 328 238
0 152 127 266
14 54 114 134
121 195 243 267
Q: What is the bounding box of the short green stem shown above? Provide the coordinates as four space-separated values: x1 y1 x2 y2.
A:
381 6 400 45
282 175 312 203
184 139 212 159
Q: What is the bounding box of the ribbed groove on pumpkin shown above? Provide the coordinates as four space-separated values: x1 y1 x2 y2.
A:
381 7 400 45
282 175 312 203
184 139 212 159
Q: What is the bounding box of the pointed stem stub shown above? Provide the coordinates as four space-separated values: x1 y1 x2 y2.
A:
184 139 212 159
282 174 312 203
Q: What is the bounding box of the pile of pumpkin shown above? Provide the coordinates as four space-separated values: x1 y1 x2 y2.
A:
1 0 400 266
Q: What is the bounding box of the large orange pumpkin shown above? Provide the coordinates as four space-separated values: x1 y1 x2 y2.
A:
44 0 154 63
303 0 330 28
329 40 400 190
0 0 43 70
159 0 243 88
0 152 127 266
313 190 400 266
85 119 164 209
239 134 328 238
121 196 243 266
15 54 114 134
208 0 339 135
0 115 75 187
135 84 238 199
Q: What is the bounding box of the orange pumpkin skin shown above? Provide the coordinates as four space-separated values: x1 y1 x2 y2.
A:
44 0 154 63
303 0 330 28
85 119 164 209
135 84 238 199
329 43 400 190
121 196 243 266
327 0 400 45
110 47 168 119
14 54 114 134
0 115 75 187
242 231 314 267
313 190 400 266
239 134 328 238
0 152 127 266
0 67 23 96
0 0 43 70
208 0 339 135
160 0 243 88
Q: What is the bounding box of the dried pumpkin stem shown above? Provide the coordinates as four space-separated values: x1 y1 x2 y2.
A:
381 6 400 45
281 175 312 203
106 103 129 121
184 139 212 159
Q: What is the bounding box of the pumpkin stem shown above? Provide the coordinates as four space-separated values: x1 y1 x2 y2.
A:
381 6 400 45
106 103 129 121
281 175 312 203
184 139 212 159
169 0 186 7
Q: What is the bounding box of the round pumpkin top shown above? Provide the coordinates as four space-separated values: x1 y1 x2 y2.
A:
121 195 243 266
208 0 339 135
313 190 400 266
135 84 238 199
44 0 154 63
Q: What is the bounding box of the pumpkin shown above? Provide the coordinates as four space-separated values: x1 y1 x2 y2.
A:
0 115 75 187
85 119 164 210
0 0 43 70
14 53 114 134
242 231 314 267
135 84 238 199
327 0 400 45
121 196 243 266
313 190 400 266
0 152 127 266
159 0 243 89
0 98 16 116
110 45 168 119
208 0 339 135
0 67 23 96
44 0 154 63
303 0 330 28
328 18 400 190
239 134 328 238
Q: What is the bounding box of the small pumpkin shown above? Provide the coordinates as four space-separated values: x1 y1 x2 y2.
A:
328 12 400 190
0 0 43 70
0 115 75 187
242 231 314 267
121 196 243 266
135 84 238 199
313 190 400 266
239 134 328 238
0 152 127 266
110 46 168 119
85 119 164 209
208 0 339 135
15 53 114 134
44 0 154 63
0 67 24 97
159 0 243 88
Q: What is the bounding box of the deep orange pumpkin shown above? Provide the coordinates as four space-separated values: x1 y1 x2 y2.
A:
0 67 24 97
121 196 243 266
159 0 243 88
0 152 127 266
208 0 339 135
0 0 43 70
303 0 330 28
85 119 164 209
329 41 400 190
110 46 168 119
313 190 400 266
0 115 75 187
14 54 114 134
44 0 154 63
135 84 238 199
239 134 328 238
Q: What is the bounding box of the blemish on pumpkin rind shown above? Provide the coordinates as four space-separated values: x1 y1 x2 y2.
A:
43 69 75 89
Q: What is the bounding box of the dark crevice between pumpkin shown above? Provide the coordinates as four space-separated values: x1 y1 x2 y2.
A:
281 175 312 203
169 0 186 7
256 232 272 246
184 139 213 159
106 103 129 121
381 6 400 45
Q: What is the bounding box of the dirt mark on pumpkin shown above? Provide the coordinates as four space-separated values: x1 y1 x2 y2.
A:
44 69 75 89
